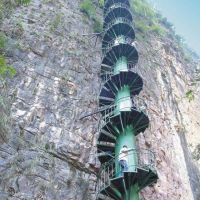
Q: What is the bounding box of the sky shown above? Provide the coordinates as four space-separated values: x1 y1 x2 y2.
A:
149 0 200 56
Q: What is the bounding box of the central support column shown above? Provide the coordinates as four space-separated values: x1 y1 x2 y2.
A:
115 126 137 173
115 124 139 200
115 86 132 113
114 56 128 74
122 184 139 200
114 57 139 200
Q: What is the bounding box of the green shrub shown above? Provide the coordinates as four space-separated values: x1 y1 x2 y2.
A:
0 55 16 142
98 0 104 8
150 24 166 36
80 0 95 18
80 0 103 33
135 20 149 33
0 32 6 51
131 0 166 37
161 17 173 29
131 0 156 20
15 0 31 6
0 55 16 78
50 14 62 32
0 0 27 143
185 90 195 102
93 17 103 33
0 0 31 24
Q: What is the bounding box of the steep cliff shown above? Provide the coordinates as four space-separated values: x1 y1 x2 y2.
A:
0 0 200 200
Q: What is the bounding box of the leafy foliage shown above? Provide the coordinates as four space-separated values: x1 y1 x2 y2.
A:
15 0 31 5
80 0 95 18
93 17 103 33
50 14 62 32
185 90 195 102
98 0 104 8
0 0 31 24
132 0 155 19
80 0 103 33
0 54 15 142
161 17 173 29
131 0 166 36
0 0 25 142
150 24 165 35
0 32 6 51
131 0 199 63
0 56 16 78
134 20 149 33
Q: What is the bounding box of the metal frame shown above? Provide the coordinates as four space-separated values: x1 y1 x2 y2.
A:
104 2 132 19
95 0 158 199
102 17 134 37
96 149 156 199
100 62 139 81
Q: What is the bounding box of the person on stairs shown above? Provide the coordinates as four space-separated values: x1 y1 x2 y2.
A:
119 145 129 176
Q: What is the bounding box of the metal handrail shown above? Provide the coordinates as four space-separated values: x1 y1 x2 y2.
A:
104 0 130 12
104 3 132 20
99 148 156 171
98 96 148 134
102 17 134 38
102 34 135 47
100 64 139 82
96 148 156 195
102 35 135 56
100 95 148 115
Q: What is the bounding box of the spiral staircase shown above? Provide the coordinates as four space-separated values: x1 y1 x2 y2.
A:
95 0 158 199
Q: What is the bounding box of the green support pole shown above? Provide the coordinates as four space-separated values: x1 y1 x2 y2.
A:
114 56 128 74
115 86 132 113
114 57 139 199
122 184 139 200
115 125 137 174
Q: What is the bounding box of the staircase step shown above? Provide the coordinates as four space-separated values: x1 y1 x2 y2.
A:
98 129 116 143
110 177 125 194
123 171 138 190
137 168 158 190
99 96 114 102
104 5 133 26
102 40 138 67
97 193 116 200
97 143 115 153
98 152 114 164
101 184 122 200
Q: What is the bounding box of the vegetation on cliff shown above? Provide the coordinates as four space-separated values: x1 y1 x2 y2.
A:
0 0 30 142
80 0 103 33
79 0 200 169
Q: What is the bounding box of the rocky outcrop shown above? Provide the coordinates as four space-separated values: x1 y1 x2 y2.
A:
0 0 200 199
136 36 200 200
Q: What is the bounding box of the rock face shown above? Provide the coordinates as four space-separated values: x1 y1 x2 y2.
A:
0 0 200 200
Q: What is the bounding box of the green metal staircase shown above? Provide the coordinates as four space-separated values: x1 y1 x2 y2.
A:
96 0 158 199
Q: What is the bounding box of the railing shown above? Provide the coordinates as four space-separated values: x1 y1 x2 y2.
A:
104 2 132 20
102 17 134 36
100 63 139 82
100 95 148 116
98 95 148 133
104 0 130 12
96 149 156 196
100 102 116 124
102 35 135 53
102 35 136 58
